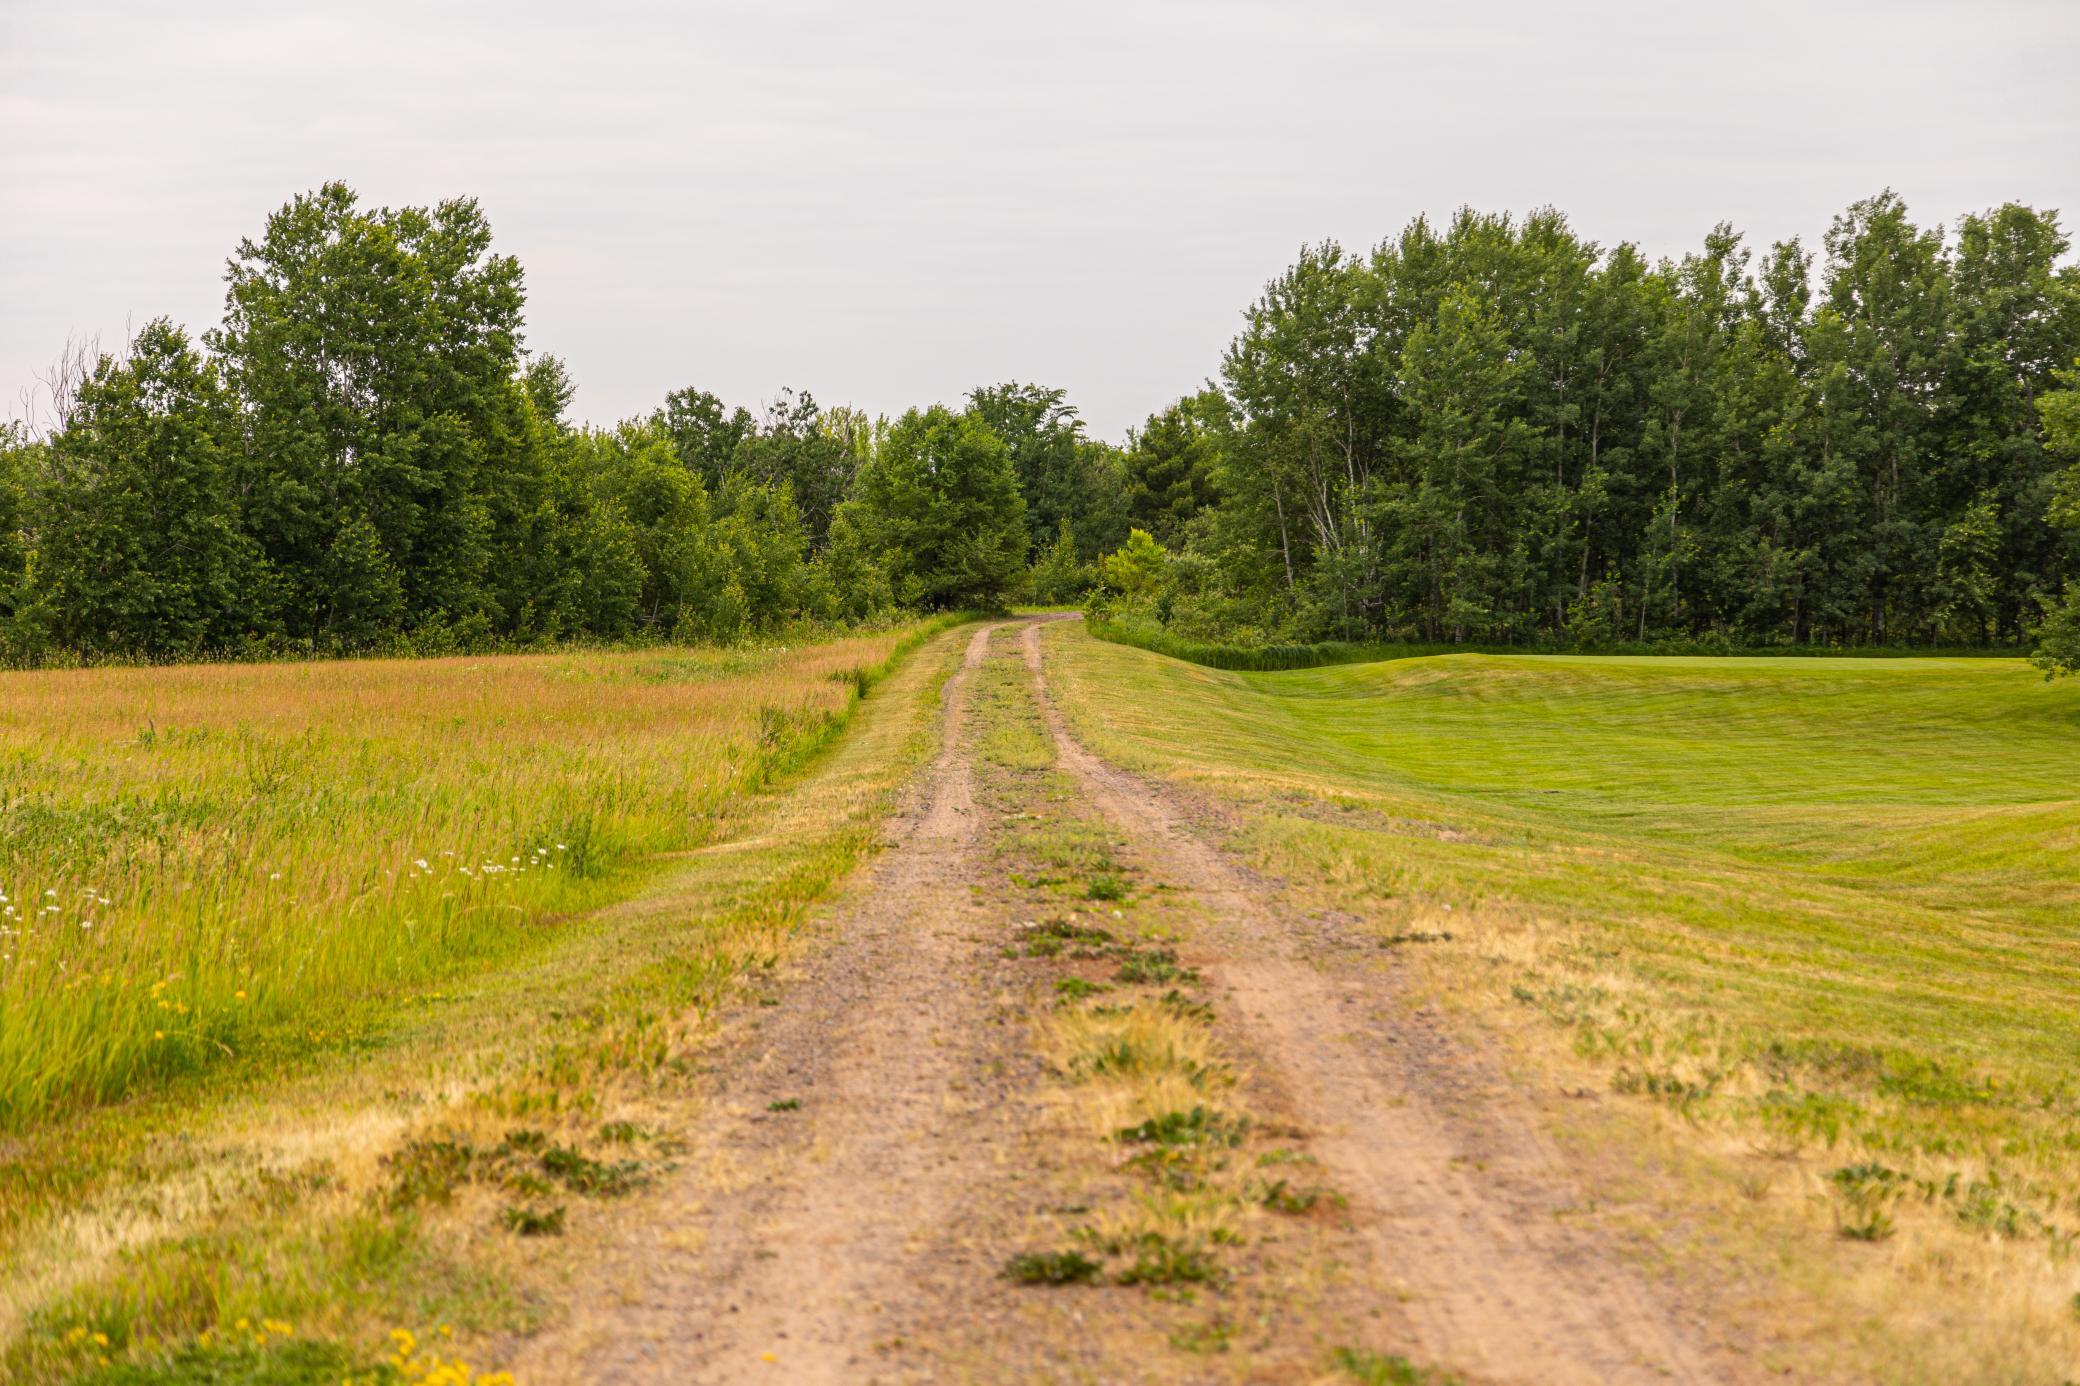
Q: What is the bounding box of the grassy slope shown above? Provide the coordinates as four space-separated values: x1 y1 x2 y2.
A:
1 621 970 1383
1045 624 2080 1382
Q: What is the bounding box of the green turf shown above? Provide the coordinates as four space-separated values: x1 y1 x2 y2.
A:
1045 628 2080 1203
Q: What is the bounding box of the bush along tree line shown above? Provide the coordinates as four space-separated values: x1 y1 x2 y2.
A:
5 184 2078 674
0 182 1142 662
1081 194 2080 676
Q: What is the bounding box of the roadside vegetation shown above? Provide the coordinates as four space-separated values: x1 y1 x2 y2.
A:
1043 621 2080 1381
0 620 969 1383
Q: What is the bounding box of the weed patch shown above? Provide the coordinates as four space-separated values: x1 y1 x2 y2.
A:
1115 1106 1246 1149
1333 1346 1463 1385
1002 1250 1102 1286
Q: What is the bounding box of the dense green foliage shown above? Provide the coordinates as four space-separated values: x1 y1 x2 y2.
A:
0 185 1073 660
11 183 2079 665
1092 194 2080 662
837 406 1029 609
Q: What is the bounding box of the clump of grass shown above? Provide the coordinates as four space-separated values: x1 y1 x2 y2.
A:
1003 1250 1102 1285
766 1098 800 1112
1086 874 1128 901
383 1138 477 1210
71 1337 377 1385
1332 1346 1463 1385
1168 1318 1234 1354
1114 946 1199 986
1115 1106 1245 1149
538 1146 647 1197
1254 1178 1337 1215
499 1205 565 1237
1110 1231 1223 1287
1830 1162 1909 1242
382 1128 651 1215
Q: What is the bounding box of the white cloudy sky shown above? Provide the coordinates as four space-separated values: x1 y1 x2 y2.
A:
4 0 2077 440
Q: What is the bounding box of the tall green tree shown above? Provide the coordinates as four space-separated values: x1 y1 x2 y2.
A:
208 181 536 641
966 383 1104 555
30 321 261 654
840 405 1027 609
1124 391 1228 547
2033 362 2080 674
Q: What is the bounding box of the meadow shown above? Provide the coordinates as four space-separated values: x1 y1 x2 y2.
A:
0 628 938 1131
1046 625 2080 1378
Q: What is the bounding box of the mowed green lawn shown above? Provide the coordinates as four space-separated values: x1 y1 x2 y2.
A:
1045 628 2080 1262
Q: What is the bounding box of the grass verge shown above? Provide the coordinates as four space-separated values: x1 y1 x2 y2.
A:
1045 620 2080 1383
0 618 972 1382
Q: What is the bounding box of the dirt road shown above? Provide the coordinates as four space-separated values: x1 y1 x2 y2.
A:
513 617 1737 1383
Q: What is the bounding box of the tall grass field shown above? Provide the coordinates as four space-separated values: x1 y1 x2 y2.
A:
0 627 937 1131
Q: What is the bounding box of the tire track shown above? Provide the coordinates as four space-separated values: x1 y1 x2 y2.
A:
513 624 1005 1383
1017 618 1734 1385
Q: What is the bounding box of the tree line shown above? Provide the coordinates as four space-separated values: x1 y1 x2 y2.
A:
0 183 1142 661
4 184 2077 671
1102 195 2080 671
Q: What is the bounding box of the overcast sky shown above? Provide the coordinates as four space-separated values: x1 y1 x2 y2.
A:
4 0 2078 441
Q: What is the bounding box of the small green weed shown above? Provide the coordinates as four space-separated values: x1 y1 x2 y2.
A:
1333 1346 1462 1384
1114 1233 1221 1287
1257 1178 1333 1214
1169 1318 1234 1353
1115 1106 1245 1148
540 1146 648 1196
1116 947 1199 986
382 1137 474 1209
501 1204 566 1237
1003 1250 1102 1285
1086 874 1128 901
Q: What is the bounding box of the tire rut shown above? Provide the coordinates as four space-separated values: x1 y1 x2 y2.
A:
512 623 1006 1383
1017 619 1735 1386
